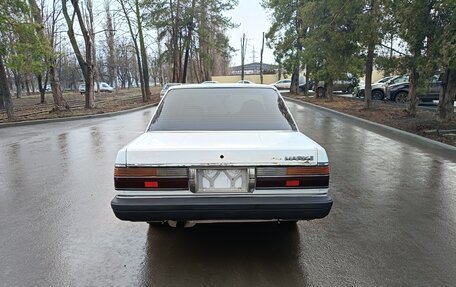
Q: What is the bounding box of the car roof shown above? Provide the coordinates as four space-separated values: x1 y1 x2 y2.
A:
167 83 278 91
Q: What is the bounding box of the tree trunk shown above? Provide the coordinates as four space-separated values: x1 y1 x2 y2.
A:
278 60 282 80
62 0 87 80
49 63 69 110
171 0 180 82
364 0 377 109
192 57 200 83
182 0 196 84
30 0 68 110
136 0 150 100
0 55 16 120
240 33 247 81
325 80 334 101
63 0 95 109
364 39 375 109
119 0 145 99
0 91 3 110
25 78 31 96
105 5 116 87
406 67 419 117
13 71 22 99
438 68 456 122
31 76 35 93
182 33 192 83
260 32 264 84
291 69 299 94
37 74 46 103
304 67 310 96
0 77 4 109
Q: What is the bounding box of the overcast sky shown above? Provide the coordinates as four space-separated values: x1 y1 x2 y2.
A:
225 1 275 67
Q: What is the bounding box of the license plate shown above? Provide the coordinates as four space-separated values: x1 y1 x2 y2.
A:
196 169 248 192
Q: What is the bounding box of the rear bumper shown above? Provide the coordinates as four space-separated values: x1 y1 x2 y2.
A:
111 195 333 222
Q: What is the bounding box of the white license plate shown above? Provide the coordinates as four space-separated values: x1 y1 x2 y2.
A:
196 169 248 192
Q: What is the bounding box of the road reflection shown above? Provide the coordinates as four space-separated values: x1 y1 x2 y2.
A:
141 223 306 287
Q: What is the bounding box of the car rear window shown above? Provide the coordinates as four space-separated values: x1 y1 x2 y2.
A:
148 88 297 131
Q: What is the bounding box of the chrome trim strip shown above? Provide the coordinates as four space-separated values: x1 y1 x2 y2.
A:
248 168 256 192
114 187 329 197
126 162 319 167
115 193 329 199
188 168 196 192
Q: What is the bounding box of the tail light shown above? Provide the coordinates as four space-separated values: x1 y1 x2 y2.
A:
114 167 188 190
255 165 329 189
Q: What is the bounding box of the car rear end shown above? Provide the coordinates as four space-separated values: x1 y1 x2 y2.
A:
112 164 331 222
111 85 332 223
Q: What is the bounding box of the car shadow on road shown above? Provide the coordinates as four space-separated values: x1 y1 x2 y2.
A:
140 222 308 287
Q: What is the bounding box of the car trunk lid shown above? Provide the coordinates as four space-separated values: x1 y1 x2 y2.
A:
124 131 320 166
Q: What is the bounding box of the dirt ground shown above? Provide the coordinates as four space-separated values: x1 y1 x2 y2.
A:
0 87 161 123
285 93 456 147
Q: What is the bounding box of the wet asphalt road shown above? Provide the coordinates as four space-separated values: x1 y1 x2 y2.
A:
1 101 456 287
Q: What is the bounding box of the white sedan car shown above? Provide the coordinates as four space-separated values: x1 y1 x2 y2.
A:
79 82 114 94
112 84 332 225
273 79 292 90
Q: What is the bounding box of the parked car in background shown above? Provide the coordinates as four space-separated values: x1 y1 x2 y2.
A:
79 83 97 94
386 74 442 103
272 79 292 90
298 80 315 93
99 82 114 93
160 83 182 98
379 75 409 102
316 75 358 97
354 76 395 100
79 82 113 94
353 80 365 97
385 74 409 88
201 81 219 84
237 80 254 84
111 84 332 225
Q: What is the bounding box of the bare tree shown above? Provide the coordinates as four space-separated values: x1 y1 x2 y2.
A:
181 0 196 83
30 0 69 111
62 0 95 109
240 33 247 81
118 0 145 100
135 0 150 99
260 32 264 84
104 2 116 87
170 0 180 82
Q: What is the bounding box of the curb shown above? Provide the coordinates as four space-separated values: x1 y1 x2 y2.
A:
284 97 456 155
0 102 158 129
